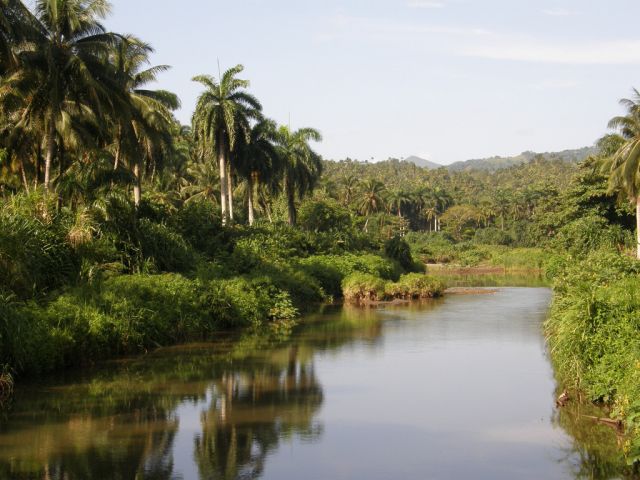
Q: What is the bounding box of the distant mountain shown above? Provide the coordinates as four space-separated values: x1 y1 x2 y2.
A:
446 147 596 172
402 155 443 170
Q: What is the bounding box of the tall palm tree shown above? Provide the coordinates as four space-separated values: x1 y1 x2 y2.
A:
0 0 39 74
603 88 640 258
359 179 385 232
274 125 322 226
234 118 279 225
109 35 179 206
339 174 359 207
386 189 411 218
192 65 261 224
11 0 125 192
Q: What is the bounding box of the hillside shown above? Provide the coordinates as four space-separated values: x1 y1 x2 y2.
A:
400 147 595 172
402 155 442 170
446 147 596 172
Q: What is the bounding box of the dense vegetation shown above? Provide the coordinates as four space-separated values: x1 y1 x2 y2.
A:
0 0 639 469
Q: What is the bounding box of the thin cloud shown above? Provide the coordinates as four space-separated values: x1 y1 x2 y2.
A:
529 80 578 90
408 1 445 8
464 39 640 65
542 8 574 17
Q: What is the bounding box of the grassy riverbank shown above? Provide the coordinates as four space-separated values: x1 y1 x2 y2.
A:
0 194 423 379
545 250 640 465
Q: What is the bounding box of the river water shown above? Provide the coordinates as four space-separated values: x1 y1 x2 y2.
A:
0 285 627 479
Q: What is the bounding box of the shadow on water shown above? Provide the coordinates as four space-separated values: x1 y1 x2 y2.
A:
0 307 383 479
0 286 636 479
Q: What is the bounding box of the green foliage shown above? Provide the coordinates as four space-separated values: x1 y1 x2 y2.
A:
384 236 415 271
341 273 387 303
298 198 352 233
552 215 633 256
299 253 402 297
385 273 445 299
137 219 197 273
545 251 640 463
0 211 79 298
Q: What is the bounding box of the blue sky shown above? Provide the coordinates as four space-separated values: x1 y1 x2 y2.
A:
103 0 640 164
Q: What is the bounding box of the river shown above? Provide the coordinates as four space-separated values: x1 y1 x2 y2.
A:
0 284 628 479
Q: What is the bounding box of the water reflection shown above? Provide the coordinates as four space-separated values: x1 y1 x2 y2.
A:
0 291 634 479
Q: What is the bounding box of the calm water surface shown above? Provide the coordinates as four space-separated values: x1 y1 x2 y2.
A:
0 286 625 479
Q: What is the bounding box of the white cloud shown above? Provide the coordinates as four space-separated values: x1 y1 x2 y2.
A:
408 1 445 8
463 39 640 64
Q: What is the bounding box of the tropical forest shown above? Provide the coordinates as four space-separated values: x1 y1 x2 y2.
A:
0 0 639 479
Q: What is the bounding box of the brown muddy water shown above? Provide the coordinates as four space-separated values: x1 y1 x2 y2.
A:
0 283 629 479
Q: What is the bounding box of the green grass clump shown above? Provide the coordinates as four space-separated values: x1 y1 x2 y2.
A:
299 253 402 298
341 273 387 303
385 273 445 299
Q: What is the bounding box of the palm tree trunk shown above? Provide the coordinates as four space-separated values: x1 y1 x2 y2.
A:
133 158 142 207
227 162 234 221
114 125 122 170
285 176 296 226
248 172 255 226
18 156 29 193
636 196 640 259
44 124 55 192
34 147 41 188
218 135 228 225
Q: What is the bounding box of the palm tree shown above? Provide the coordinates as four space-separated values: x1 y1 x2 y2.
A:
234 118 279 225
359 179 385 232
603 88 640 258
386 189 411 218
0 0 39 74
10 0 125 192
339 174 359 207
192 65 261 224
109 35 179 206
274 125 322 226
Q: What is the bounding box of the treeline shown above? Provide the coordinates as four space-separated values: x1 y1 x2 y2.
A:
0 0 322 228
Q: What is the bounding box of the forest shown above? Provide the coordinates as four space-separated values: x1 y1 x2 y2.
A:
0 0 639 470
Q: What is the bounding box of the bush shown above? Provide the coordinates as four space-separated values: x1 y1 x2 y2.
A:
342 273 386 303
385 273 445 299
545 251 640 463
384 236 415 271
298 199 352 233
552 215 632 255
299 253 402 297
137 219 197 273
472 227 515 246
0 212 79 298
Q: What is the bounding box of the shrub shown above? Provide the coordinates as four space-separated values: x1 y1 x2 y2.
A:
552 215 632 255
137 219 197 273
299 253 402 297
298 198 352 233
342 273 386 303
0 213 79 298
385 273 445 299
545 251 640 463
384 236 414 271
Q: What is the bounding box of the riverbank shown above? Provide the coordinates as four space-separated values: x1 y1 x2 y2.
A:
545 250 640 466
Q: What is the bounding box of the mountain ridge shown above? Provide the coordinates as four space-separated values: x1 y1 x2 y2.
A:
402 146 596 172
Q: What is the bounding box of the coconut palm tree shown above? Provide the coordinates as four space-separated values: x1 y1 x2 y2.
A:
109 35 179 206
192 65 262 224
386 189 411 218
339 174 359 207
603 88 640 258
359 179 385 232
274 125 322 226
10 0 126 192
234 118 279 225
